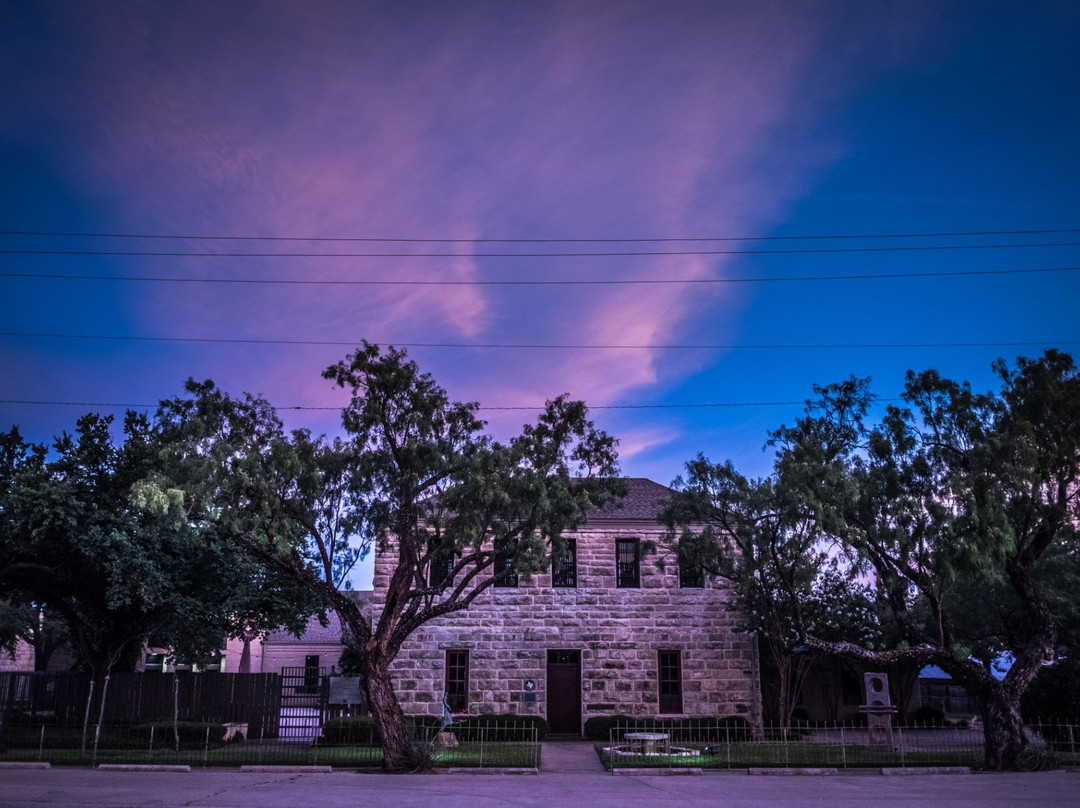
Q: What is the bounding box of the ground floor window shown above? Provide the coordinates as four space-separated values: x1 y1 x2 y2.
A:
445 650 469 712
658 650 683 714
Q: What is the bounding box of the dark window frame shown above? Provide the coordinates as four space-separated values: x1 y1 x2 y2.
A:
678 555 704 588
493 539 518 587
615 538 640 588
445 650 469 712
429 538 456 588
658 650 683 714
552 539 577 588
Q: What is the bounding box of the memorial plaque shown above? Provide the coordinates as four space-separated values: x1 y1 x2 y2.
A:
328 676 364 705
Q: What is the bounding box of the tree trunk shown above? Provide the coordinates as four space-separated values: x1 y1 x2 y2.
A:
981 685 1028 771
363 658 412 771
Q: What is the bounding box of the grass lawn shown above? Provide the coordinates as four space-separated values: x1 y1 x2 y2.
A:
596 742 986 771
0 739 539 769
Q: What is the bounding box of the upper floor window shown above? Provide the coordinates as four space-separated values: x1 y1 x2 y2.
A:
493 539 518 587
658 650 683 714
615 538 640 588
552 539 577 588
678 555 704 588
429 538 456 587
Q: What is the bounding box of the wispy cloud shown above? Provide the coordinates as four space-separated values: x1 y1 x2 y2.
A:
2 1 936 439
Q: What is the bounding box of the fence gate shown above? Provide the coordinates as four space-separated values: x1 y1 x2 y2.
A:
278 663 328 740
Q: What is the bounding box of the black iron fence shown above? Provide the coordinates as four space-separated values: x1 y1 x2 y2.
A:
0 710 539 770
602 718 1080 772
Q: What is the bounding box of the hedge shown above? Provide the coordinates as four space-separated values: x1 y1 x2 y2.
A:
322 713 548 745
584 715 752 742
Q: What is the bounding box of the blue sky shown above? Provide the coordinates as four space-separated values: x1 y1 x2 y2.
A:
2 2 1078 589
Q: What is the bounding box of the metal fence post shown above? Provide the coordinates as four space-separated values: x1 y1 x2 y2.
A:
38 725 45 761
204 726 210 767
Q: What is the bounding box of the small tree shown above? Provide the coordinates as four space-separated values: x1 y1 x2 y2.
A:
663 460 877 727
0 415 318 687
669 351 1080 770
156 343 622 770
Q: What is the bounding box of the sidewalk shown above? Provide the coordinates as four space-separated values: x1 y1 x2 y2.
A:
1 768 1078 808
541 740 605 772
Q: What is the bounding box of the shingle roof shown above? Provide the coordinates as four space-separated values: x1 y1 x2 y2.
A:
590 477 673 521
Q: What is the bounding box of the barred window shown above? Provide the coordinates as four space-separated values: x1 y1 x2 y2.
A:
678 555 704 588
429 539 455 587
552 539 577 588
615 538 640 588
493 539 518 587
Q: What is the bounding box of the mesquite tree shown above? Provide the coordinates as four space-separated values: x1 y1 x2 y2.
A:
668 351 1079 770
155 343 622 770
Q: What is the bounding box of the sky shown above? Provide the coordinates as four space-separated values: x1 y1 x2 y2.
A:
2 1 1078 587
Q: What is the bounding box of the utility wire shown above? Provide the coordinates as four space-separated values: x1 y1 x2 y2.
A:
0 397 905 412
2 227 1078 243
2 242 1079 258
1 332 1074 350
1 265 1076 287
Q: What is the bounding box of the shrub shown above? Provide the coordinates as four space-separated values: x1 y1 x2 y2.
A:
908 706 946 727
584 715 752 743
322 715 380 745
135 721 226 749
584 715 635 741
715 716 753 742
409 715 444 735
450 714 549 742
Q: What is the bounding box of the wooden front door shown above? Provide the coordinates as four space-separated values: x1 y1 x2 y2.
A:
546 649 581 735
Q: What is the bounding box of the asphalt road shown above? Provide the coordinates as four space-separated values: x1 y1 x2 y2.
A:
0 768 1076 808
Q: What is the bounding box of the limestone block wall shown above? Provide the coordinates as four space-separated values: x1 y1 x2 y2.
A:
0 638 35 672
372 519 761 729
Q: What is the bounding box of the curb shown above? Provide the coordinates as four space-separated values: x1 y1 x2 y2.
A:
611 768 703 776
97 764 191 772
747 767 838 776
447 767 539 775
880 767 972 775
239 765 334 773
0 762 51 769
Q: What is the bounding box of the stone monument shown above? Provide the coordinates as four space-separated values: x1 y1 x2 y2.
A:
861 672 896 751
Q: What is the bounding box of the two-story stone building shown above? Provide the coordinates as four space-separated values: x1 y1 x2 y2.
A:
372 478 762 735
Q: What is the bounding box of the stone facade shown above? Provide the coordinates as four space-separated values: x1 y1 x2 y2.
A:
0 638 35 672
372 479 762 734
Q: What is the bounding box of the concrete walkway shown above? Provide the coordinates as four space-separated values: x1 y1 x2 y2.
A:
541 740 605 772
2 768 1079 808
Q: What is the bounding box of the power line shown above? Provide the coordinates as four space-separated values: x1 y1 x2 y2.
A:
0 397 904 412
1 331 1075 350
2 242 1079 259
2 265 1077 287
2 227 1078 243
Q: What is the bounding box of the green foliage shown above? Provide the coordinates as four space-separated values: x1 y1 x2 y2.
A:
584 714 633 740
134 721 227 748
449 714 549 741
667 351 1080 770
583 715 749 742
322 715 381 745
152 343 622 770
907 706 946 727
0 412 320 678
321 713 547 746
